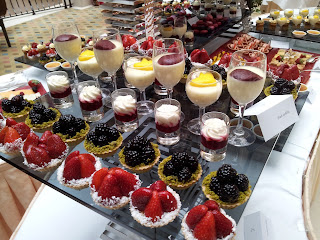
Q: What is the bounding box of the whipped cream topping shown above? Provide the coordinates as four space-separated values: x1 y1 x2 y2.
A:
47 75 70 93
113 95 136 115
49 43 55 49
156 104 180 126
79 86 101 102
22 45 31 51
202 118 228 141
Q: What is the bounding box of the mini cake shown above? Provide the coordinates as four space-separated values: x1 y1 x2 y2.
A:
118 136 160 173
25 102 61 132
269 18 277 31
90 167 141 209
256 17 264 31
182 200 236 240
22 44 31 57
22 131 69 171
130 180 181 228
57 151 101 189
84 123 122 157
52 114 90 144
202 164 251 209
37 42 46 53
0 121 30 155
1 94 33 120
158 152 202 190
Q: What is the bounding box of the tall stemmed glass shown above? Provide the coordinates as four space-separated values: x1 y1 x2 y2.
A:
153 38 185 98
93 28 124 90
227 50 267 147
53 21 82 87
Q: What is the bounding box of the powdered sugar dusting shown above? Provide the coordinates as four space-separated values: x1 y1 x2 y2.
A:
130 186 181 228
0 137 23 155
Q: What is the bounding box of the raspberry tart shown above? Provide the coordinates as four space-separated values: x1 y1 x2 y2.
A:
84 123 123 157
22 131 69 171
1 94 33 120
202 164 251 209
52 114 90 144
130 180 181 228
57 151 101 190
90 167 141 209
158 152 202 190
25 102 61 132
118 136 160 173
182 200 236 240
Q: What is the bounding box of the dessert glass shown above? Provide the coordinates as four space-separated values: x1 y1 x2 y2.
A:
216 1 224 17
300 8 309 18
227 49 267 147
186 69 222 135
230 4 237 18
123 56 155 115
309 15 319 27
284 9 294 18
292 15 303 27
184 30 194 47
200 111 230 161
111 88 138 132
160 24 174 38
270 9 280 19
192 0 200 15
314 7 320 16
77 49 103 84
52 21 82 88
77 80 104 122
173 16 187 39
46 71 74 109
204 2 213 13
93 28 124 90
155 98 181 145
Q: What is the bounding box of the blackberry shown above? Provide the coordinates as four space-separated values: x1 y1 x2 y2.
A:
171 152 187 166
11 106 22 113
106 128 120 142
31 113 43 125
126 136 145 150
178 167 192 182
212 64 220 72
32 86 38 93
74 118 86 131
274 78 288 89
219 70 227 80
21 100 31 107
97 135 109 147
33 102 46 114
209 177 222 195
43 108 56 121
29 109 37 119
95 123 109 136
280 87 291 95
11 95 23 106
236 174 249 192
185 58 192 74
287 81 295 90
60 114 75 124
163 161 175 176
1 99 11 112
52 121 62 133
219 184 240 203
217 164 237 183
187 156 198 173
270 86 280 95
67 127 76 137
125 150 141 167
86 132 98 143
143 146 155 161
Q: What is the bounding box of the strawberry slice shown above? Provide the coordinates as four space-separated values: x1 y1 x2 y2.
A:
144 191 164 223
63 156 81 181
39 130 53 144
212 209 233 238
12 122 30 140
47 134 66 159
191 49 201 63
25 145 51 167
193 211 216 240
199 49 210 64
38 143 48 151
131 187 153 211
109 167 137 196
203 200 220 211
219 53 231 67
91 168 109 191
158 191 177 212
141 41 148 50
79 155 96 178
150 180 167 192
122 35 130 48
65 151 80 164
4 127 20 143
147 40 153 50
98 174 122 199
274 64 289 77
6 118 17 127
0 127 8 144
186 205 208 230
79 153 96 163
23 132 39 152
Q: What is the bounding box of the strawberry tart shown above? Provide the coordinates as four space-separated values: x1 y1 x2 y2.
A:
57 151 102 190
22 131 69 171
90 167 141 209
190 49 213 68
181 200 236 240
130 180 181 228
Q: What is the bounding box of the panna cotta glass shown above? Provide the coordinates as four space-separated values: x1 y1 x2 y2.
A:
270 9 280 19
314 8 320 16
200 111 230 162
192 0 200 11
153 38 185 99
216 2 224 17
300 8 309 18
155 98 181 145
93 28 124 90
123 56 155 115
77 81 104 122
184 30 194 47
227 50 267 147
46 71 74 109
230 5 237 18
111 88 138 132
173 16 187 39
309 15 319 27
277 16 288 30
292 15 303 26
160 24 174 38
77 49 103 82
284 9 294 18
186 69 222 135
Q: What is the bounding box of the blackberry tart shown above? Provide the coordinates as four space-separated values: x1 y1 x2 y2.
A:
158 152 202 190
264 78 298 100
202 164 251 209
84 123 123 157
118 136 160 173
52 114 90 144
25 102 60 132
1 94 33 120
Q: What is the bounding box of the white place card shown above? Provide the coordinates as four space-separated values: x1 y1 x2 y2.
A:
244 95 299 141
187 16 199 26
244 212 271 240
270 40 290 49
307 86 317 104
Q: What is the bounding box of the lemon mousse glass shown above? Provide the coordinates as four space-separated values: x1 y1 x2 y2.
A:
284 9 294 18
300 8 309 18
77 50 103 83
309 15 319 27
186 69 222 135
124 56 155 115
292 15 303 27
270 9 280 19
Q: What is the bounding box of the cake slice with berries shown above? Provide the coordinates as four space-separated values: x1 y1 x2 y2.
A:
181 200 236 240
22 131 69 171
118 136 160 173
158 152 202 190
202 164 251 209
57 151 101 189
84 123 123 157
1 94 33 120
52 114 90 144
130 180 181 228
90 167 141 209
25 102 60 132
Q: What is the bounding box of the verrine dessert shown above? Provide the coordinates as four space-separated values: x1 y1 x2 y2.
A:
184 30 194 47
160 24 174 38
173 17 187 39
300 8 309 18
270 9 280 19
77 49 103 82
292 15 303 27
284 9 294 18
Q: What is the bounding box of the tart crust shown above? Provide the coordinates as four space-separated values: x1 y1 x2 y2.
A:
84 134 123 158
158 156 202 190
25 108 61 132
57 122 90 145
118 142 161 173
2 100 34 121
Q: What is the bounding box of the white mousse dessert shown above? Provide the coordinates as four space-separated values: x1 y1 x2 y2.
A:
54 34 82 62
77 50 103 77
113 95 137 119
155 104 180 128
46 74 71 98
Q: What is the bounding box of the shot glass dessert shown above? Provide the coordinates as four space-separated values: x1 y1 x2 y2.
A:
46 71 74 109
155 99 181 145
111 88 138 132
200 111 230 162
184 30 194 47
78 81 104 122
160 24 174 38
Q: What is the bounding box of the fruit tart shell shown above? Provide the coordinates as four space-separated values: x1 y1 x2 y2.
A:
2 100 34 121
158 156 202 190
118 142 161 173
21 142 69 172
0 138 24 156
57 122 90 146
57 155 102 190
25 108 61 132
84 134 123 158
202 171 252 209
